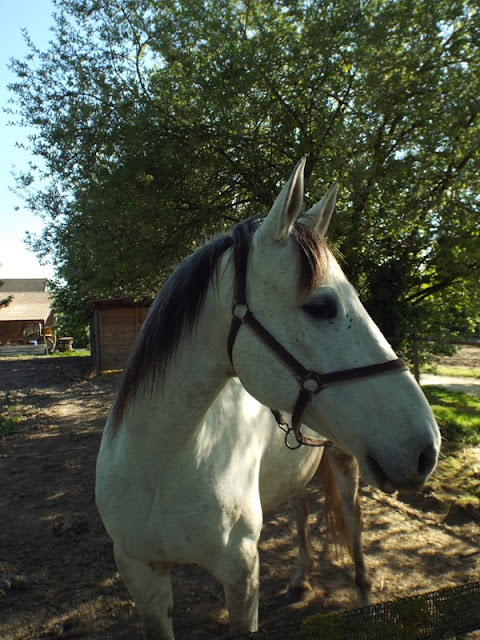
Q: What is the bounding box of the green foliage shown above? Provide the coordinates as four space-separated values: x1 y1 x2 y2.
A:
0 295 12 310
0 276 13 309
8 0 480 357
50 283 90 348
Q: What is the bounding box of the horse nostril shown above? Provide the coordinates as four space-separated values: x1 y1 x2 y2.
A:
418 444 437 479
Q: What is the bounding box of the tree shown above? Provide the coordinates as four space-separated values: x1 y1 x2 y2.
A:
9 0 480 356
0 275 12 309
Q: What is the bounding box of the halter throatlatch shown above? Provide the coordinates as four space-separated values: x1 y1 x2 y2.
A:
227 223 409 448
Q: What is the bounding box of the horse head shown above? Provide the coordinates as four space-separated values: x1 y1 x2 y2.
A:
230 159 440 493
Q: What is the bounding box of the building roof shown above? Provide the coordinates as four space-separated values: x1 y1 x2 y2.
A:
0 278 49 292
86 297 152 315
0 291 54 323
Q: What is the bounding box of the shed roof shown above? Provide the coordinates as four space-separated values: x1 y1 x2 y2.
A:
0 291 54 323
87 297 152 316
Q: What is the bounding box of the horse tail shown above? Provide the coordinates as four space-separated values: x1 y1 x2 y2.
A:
317 451 353 560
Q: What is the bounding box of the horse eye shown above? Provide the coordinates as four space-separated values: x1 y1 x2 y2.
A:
303 297 337 320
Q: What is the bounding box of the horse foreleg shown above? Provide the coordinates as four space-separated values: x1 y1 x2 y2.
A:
286 488 314 602
323 447 372 606
114 545 174 640
214 534 260 636
210 527 260 636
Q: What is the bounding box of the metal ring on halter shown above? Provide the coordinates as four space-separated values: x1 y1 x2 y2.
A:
301 375 323 395
232 303 248 320
284 426 303 450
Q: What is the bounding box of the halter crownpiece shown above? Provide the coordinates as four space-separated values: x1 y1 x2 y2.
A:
227 224 409 448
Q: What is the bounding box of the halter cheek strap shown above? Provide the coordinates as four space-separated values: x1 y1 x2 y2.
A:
227 228 409 448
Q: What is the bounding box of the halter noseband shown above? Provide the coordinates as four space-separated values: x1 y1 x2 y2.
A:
227 226 409 448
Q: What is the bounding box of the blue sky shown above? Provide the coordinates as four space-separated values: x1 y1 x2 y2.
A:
1 0 56 279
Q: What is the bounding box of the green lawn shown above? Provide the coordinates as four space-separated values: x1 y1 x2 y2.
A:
49 348 91 357
423 387 480 507
424 387 480 446
424 364 480 379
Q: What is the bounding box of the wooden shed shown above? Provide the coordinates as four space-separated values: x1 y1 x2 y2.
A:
0 279 56 354
88 298 151 374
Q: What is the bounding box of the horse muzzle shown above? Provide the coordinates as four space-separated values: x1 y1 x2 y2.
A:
365 441 438 494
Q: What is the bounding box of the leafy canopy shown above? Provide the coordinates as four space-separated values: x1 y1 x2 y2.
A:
8 0 480 353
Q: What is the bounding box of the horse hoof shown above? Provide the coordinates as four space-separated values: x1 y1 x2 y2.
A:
285 582 312 603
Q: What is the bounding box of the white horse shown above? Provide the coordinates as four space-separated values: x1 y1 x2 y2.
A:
96 159 440 639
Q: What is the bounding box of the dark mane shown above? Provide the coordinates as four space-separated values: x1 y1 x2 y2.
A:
109 219 329 436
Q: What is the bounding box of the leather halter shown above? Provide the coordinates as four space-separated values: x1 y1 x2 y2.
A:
227 225 409 448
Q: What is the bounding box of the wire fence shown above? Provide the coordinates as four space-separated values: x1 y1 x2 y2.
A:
232 581 480 640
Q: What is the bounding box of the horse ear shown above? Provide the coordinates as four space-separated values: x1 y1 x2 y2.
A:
300 182 338 237
256 157 306 243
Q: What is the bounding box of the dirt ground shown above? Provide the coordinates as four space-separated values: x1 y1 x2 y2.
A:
433 345 480 369
1 349 480 640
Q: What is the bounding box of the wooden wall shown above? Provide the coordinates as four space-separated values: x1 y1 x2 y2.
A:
0 321 26 344
91 304 149 373
0 320 53 345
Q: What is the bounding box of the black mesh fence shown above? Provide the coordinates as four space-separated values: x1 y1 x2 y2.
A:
233 581 480 640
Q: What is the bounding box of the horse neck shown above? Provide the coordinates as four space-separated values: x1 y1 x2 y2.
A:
164 316 232 420
139 256 235 438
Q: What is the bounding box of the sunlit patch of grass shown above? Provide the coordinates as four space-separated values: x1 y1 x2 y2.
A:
51 349 90 357
427 446 480 507
422 387 480 507
0 407 22 437
423 387 480 446
423 364 480 378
